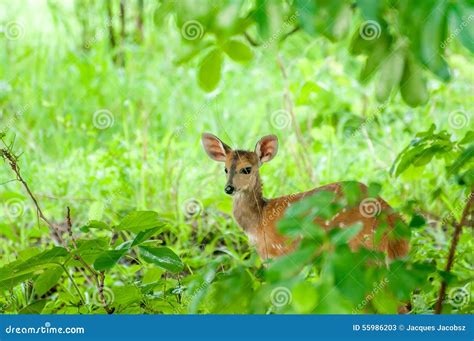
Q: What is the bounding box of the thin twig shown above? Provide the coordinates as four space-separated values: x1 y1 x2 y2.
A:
99 272 115 314
1 146 113 314
244 31 260 47
434 190 473 314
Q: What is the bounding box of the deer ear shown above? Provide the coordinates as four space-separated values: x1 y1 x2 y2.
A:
201 133 231 162
255 135 278 164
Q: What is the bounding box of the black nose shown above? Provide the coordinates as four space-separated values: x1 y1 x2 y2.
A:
225 185 235 194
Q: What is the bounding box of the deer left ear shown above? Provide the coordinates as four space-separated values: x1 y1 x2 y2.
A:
255 135 278 164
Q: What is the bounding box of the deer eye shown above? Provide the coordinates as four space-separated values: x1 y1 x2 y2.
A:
224 168 228 174
240 167 252 174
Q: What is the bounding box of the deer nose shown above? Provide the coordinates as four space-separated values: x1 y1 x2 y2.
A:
225 185 235 195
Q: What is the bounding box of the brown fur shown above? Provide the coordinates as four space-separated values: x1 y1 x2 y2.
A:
202 133 409 261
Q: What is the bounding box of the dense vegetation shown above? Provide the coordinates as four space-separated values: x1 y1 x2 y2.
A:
0 0 472 315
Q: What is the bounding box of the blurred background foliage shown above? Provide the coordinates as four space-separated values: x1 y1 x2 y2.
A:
0 0 472 314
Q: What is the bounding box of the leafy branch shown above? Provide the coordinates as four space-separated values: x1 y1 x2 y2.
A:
0 143 115 314
434 190 473 314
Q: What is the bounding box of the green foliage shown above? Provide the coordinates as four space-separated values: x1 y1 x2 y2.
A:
391 125 473 188
138 246 184 273
159 0 473 105
0 0 472 316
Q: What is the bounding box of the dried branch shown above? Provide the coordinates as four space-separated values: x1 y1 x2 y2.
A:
1 146 113 314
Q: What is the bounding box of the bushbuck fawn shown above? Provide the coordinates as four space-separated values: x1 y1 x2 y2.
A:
201 133 409 261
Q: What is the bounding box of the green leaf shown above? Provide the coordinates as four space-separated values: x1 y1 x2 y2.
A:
451 3 474 53
117 211 163 233
447 145 474 175
375 48 405 102
357 0 384 21
0 274 35 291
341 181 363 206
138 246 184 273
113 285 143 305
419 2 450 81
0 247 69 283
266 243 314 281
367 182 382 198
400 53 429 107
73 238 109 264
131 226 162 247
223 40 253 63
409 214 426 228
292 282 319 313
93 249 128 271
330 223 363 246
295 0 317 35
459 131 474 145
198 48 223 92
18 300 47 314
34 265 64 296
81 220 110 232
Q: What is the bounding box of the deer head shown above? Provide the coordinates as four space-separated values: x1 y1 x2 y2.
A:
201 133 278 195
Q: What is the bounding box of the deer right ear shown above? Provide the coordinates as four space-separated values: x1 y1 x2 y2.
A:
201 133 231 162
255 135 278 164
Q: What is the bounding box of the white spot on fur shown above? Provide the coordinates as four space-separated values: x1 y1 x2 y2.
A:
247 232 257 245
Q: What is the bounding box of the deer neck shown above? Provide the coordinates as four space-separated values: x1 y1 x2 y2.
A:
232 175 265 232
